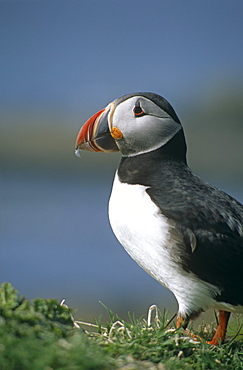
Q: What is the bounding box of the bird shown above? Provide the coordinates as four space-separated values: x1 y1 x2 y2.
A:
75 92 243 345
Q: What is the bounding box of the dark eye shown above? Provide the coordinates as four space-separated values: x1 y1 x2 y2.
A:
133 103 145 117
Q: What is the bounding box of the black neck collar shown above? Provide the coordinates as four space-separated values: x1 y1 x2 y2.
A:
117 130 188 185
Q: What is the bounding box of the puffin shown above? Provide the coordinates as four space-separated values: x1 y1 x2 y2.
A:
75 92 243 345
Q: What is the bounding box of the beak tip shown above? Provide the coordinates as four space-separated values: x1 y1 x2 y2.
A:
75 148 82 158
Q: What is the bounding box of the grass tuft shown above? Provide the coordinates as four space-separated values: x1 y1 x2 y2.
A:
0 282 242 369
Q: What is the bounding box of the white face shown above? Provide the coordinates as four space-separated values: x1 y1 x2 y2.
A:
110 96 182 156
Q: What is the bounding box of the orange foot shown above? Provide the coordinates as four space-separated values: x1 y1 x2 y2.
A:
176 310 231 346
176 315 202 342
207 310 231 345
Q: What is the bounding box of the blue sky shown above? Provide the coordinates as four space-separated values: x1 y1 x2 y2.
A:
1 0 243 119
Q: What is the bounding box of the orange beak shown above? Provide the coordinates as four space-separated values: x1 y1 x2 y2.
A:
75 106 119 156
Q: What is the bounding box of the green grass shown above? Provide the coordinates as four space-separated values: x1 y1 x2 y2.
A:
0 282 242 369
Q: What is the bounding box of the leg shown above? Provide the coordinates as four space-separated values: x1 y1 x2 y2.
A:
176 314 188 329
207 310 231 345
176 313 202 342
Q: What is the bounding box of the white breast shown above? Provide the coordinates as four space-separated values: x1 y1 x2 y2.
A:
108 172 221 317
109 173 171 283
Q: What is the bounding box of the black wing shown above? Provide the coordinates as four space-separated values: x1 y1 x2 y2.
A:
146 166 243 306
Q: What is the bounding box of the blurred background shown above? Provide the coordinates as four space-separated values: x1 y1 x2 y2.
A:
1 1 243 325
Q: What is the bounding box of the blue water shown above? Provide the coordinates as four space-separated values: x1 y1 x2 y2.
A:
1 168 242 322
1 169 175 321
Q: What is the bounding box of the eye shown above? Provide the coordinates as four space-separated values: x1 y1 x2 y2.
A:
133 102 145 117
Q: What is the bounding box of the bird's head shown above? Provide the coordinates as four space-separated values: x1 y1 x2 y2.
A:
75 92 185 158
